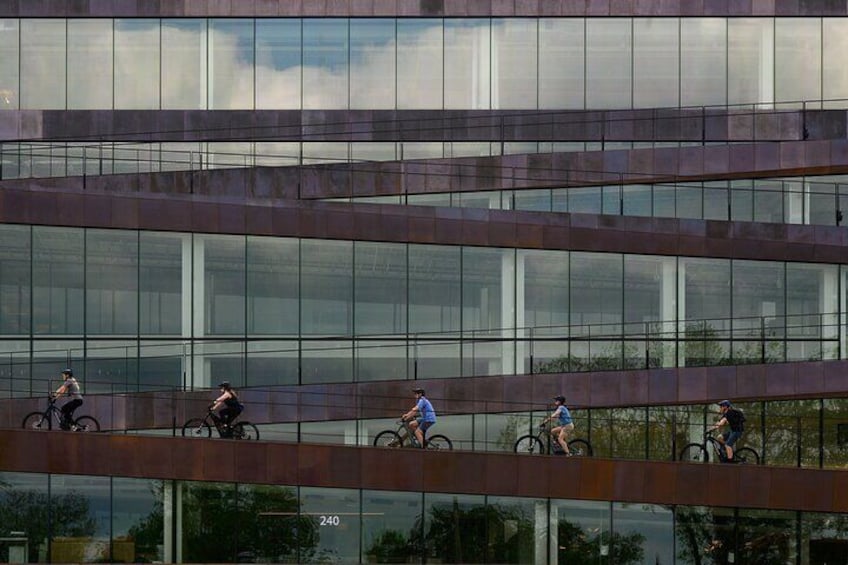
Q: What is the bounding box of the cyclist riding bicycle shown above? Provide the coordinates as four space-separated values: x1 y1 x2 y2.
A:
211 381 244 432
402 388 436 448
710 399 746 463
540 395 574 456
53 368 83 430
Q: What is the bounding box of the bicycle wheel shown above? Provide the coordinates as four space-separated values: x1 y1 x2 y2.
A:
373 430 403 448
514 435 545 454
734 447 760 465
73 415 100 432
679 443 709 463
568 439 593 457
426 434 453 450
232 422 259 440
22 411 51 431
182 418 212 438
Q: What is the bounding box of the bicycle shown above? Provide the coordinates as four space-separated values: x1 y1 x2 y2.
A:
22 396 100 432
513 421 593 456
373 419 453 450
679 430 760 464
181 408 260 440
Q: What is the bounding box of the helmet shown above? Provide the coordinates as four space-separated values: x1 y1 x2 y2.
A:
553 395 566 403
61 368 73 376
718 399 732 407
218 381 231 389
412 387 425 395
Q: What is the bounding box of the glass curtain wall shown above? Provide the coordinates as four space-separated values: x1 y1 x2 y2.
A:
0 226 844 394
5 470 848 563
5 17 848 110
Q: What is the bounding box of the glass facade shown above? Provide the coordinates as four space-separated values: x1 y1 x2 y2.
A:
0 225 843 396
2 470 845 564
2 17 848 111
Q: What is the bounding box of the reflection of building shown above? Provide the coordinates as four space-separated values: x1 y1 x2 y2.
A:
2 2 848 563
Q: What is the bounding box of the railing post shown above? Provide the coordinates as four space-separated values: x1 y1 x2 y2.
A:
761 316 766 363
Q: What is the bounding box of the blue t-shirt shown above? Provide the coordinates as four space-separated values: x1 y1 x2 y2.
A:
555 405 573 426
417 397 436 423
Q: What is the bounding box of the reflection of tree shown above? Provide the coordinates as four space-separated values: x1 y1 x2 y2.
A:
0 481 96 561
558 519 645 564
130 483 318 563
535 343 644 374
365 529 412 563
415 499 536 563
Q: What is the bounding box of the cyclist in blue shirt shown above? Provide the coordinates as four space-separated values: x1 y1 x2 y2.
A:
540 395 575 456
403 388 436 448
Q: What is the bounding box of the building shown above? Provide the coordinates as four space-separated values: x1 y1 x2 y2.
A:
2 1 848 563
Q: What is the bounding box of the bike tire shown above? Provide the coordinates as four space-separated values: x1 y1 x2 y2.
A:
568 439 593 457
734 447 760 465
679 443 709 463
426 434 453 450
232 422 259 440
73 415 100 432
514 434 545 454
22 411 51 431
373 430 403 448
182 418 212 438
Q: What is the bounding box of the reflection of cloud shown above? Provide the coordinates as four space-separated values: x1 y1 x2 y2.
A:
10 20 501 110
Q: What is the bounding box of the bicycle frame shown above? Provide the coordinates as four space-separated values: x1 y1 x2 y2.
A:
373 419 453 450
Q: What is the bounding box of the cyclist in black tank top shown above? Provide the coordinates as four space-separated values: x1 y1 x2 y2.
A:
212 381 243 428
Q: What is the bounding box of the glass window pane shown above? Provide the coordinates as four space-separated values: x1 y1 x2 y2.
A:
354 241 406 335
362 490 422 564
0 19 20 109
180 482 237 562
551 499 611 564
444 19 490 109
113 478 166 564
823 19 848 109
570 252 622 326
0 225 31 335
256 19 301 110
0 472 49 560
162 19 206 109
68 19 112 109
424 493 486 563
486 496 547 563
493 19 537 109
681 18 727 107
409 244 460 334
235 484 302 563
303 19 348 109
115 19 160 109
50 475 111 563
613 503 674 564
140 340 185 391
209 19 254 109
681 258 731 366
737 509 797 564
202 235 246 335
775 18 821 108
300 487 360 563
675 506 736 564
586 19 631 109
728 18 774 106
350 19 395 109
397 19 442 109
301 239 352 335
633 18 679 108
539 18 584 109
20 19 66 109
87 229 139 336
247 236 299 336
140 232 185 336
33 227 84 335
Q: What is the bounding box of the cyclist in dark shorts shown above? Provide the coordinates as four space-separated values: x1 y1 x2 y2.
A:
211 381 243 431
711 399 745 463
53 368 83 430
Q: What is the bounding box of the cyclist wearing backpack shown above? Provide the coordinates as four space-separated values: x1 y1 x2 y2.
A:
211 381 243 431
711 399 745 463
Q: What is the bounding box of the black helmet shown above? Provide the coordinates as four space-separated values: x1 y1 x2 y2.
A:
718 399 732 407
412 387 425 395
61 368 73 376
218 381 231 389
553 395 566 403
